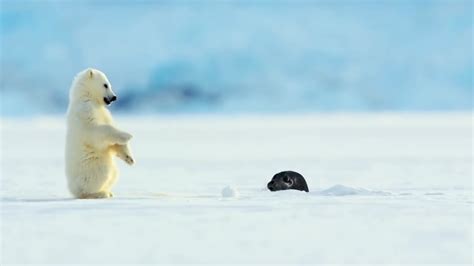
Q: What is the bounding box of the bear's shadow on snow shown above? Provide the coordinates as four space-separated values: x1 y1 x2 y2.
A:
2 197 76 203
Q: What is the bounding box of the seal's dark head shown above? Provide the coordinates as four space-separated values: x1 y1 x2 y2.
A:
267 171 309 192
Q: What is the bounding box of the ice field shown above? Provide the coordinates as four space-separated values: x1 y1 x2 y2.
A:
1 113 472 264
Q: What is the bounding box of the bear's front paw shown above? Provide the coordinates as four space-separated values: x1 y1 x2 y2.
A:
124 155 135 165
117 132 133 144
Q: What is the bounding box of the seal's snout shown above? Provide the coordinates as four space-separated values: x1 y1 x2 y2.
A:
267 181 275 191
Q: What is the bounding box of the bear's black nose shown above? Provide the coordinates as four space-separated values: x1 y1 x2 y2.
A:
110 96 117 102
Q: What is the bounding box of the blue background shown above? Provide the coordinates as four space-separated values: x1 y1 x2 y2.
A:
1 0 472 115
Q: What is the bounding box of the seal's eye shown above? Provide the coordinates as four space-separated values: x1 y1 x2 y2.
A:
104 83 108 89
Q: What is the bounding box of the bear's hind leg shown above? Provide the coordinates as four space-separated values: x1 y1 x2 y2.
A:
79 191 113 199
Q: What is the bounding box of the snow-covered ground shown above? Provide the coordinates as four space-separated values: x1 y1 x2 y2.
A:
1 113 472 265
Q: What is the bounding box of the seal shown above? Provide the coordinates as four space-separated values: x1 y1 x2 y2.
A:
267 171 309 192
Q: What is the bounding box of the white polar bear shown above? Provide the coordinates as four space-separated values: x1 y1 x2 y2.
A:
65 68 134 199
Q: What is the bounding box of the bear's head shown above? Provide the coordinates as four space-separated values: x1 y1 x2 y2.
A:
71 68 117 106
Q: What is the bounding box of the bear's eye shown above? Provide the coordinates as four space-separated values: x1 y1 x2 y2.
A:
103 83 108 89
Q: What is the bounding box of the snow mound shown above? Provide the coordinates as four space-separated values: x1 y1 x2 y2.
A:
268 190 308 196
320 185 392 196
221 186 240 198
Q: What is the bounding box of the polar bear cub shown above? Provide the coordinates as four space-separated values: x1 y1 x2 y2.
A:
65 68 134 199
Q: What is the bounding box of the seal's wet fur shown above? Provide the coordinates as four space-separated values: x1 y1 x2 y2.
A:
267 171 309 192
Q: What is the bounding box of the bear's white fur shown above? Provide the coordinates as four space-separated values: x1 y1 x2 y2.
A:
65 68 134 199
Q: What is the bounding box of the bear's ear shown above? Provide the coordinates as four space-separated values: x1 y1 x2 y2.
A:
87 68 94 79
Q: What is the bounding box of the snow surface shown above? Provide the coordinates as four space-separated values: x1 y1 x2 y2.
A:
1 113 472 264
